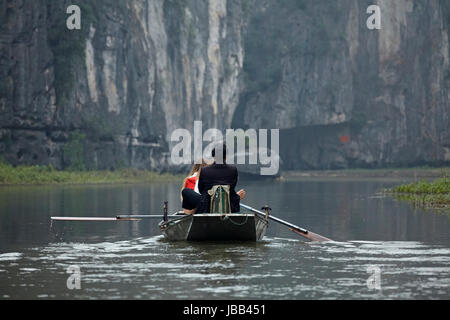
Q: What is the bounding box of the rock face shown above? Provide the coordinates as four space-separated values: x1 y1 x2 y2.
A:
0 0 244 171
238 0 450 169
0 0 448 171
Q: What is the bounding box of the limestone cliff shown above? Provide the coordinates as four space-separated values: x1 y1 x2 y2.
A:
0 0 448 171
238 0 449 169
0 0 244 171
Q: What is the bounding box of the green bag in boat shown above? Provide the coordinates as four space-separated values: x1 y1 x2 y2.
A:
208 185 231 214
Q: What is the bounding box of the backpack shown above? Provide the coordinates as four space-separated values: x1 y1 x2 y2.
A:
207 185 231 214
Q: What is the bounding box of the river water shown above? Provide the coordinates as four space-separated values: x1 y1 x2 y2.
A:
0 178 449 299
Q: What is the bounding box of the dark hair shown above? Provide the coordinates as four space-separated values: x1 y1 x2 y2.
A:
212 143 227 160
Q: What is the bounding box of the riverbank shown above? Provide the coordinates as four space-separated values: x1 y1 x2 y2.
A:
281 167 450 180
387 176 450 213
0 162 181 185
2 162 449 186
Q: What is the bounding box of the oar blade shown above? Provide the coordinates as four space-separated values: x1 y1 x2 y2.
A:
289 228 331 242
307 231 332 242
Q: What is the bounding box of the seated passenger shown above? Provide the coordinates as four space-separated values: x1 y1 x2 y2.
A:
181 160 208 214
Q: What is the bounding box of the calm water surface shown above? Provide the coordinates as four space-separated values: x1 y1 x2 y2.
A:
0 179 449 299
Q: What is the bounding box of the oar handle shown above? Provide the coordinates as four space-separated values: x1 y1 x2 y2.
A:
240 204 308 234
116 215 164 219
240 203 332 242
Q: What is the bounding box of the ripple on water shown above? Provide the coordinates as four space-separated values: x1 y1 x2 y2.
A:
1 239 449 299
0 253 22 261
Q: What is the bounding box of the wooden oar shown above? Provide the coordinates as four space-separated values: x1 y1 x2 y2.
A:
51 216 142 222
51 213 186 222
240 203 332 242
116 215 187 222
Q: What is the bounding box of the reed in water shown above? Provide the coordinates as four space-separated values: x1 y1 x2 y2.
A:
387 172 450 213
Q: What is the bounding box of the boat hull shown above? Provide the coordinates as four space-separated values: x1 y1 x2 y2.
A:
159 213 268 241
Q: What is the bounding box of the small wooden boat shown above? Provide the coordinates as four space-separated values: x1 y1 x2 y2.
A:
51 204 331 242
159 213 268 241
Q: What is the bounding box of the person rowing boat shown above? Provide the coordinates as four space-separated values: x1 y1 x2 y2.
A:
196 143 246 214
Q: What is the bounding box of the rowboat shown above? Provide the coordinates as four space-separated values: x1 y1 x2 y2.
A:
51 203 331 242
159 213 268 241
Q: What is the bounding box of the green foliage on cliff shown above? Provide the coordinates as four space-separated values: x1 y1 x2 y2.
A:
242 0 329 95
388 175 450 213
349 111 367 131
243 14 283 93
166 0 188 8
279 0 307 11
0 131 13 152
442 0 450 26
164 0 189 61
84 114 116 141
63 132 86 171
0 79 7 97
240 0 253 15
0 162 180 185
47 1 98 105
4 132 12 151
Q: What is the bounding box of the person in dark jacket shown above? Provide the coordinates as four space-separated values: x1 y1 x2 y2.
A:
196 144 246 213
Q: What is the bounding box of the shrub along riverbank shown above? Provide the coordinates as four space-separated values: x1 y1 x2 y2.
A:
387 176 450 213
0 162 181 185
